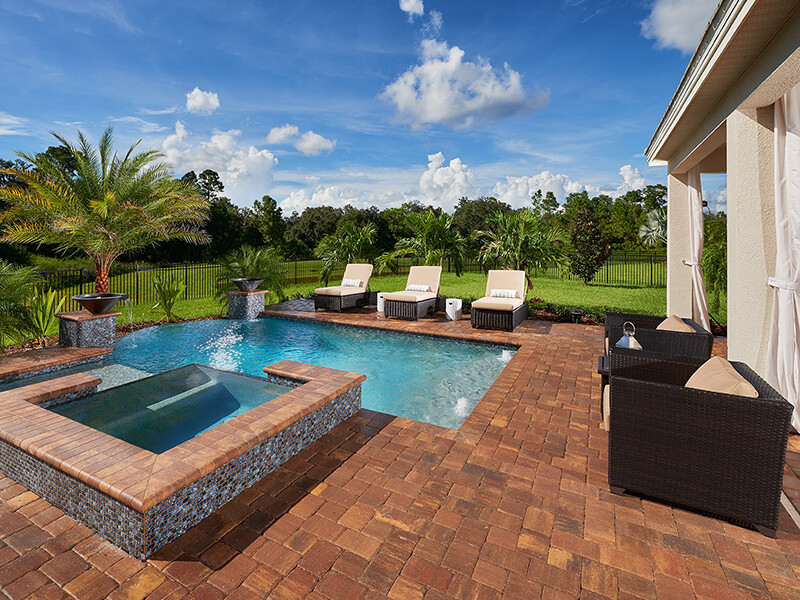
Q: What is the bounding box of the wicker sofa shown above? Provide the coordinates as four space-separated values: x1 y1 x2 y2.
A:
313 263 373 312
470 270 528 332
604 312 713 359
606 348 792 536
383 266 443 320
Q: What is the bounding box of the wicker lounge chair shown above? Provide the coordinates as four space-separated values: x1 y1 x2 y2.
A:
383 266 443 320
470 270 528 332
313 263 373 312
604 312 713 358
606 348 792 536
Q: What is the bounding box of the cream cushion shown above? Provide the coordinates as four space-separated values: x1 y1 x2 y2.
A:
383 290 436 302
406 284 430 292
604 336 609 353
602 384 610 431
485 270 526 300
685 356 759 397
406 266 442 296
314 285 366 297
656 315 695 333
342 264 373 289
471 297 524 311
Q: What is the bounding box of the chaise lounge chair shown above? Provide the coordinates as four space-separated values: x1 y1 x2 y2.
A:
470 270 528 332
383 266 443 320
313 263 373 312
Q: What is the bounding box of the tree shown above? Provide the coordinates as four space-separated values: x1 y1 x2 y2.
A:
250 195 286 249
0 127 210 292
0 260 35 351
378 210 466 275
315 221 377 283
381 201 439 245
284 206 343 257
478 209 567 290
204 197 249 258
181 169 224 201
568 208 611 284
639 207 667 247
609 191 646 248
530 190 559 221
702 213 727 316
452 196 512 250
562 191 613 241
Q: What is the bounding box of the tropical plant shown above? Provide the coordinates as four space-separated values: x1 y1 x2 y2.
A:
639 207 667 247
377 210 466 275
27 287 65 346
0 260 35 351
217 246 287 301
0 127 210 293
315 221 377 284
478 208 567 290
702 214 727 315
568 208 612 284
148 277 185 323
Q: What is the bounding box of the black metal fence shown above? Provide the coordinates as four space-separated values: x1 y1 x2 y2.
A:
34 251 667 311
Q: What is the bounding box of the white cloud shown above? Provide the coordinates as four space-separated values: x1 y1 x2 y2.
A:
399 0 424 20
382 38 547 129
265 124 299 144
108 116 167 133
641 0 718 54
616 165 645 195
162 121 277 206
0 112 29 136
280 185 411 214
418 152 475 206
294 131 336 156
493 171 596 209
28 0 139 33
423 10 443 36
141 106 179 115
185 87 220 115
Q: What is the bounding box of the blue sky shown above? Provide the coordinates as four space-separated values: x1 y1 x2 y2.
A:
0 0 725 212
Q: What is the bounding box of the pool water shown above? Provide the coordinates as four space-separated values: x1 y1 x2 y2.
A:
51 364 291 453
12 318 515 430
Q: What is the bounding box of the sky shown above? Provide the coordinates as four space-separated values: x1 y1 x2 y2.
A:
0 0 727 213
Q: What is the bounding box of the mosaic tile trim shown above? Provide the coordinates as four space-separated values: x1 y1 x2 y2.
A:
0 382 360 559
228 293 266 320
264 373 306 389
35 385 99 409
0 356 105 386
58 314 117 348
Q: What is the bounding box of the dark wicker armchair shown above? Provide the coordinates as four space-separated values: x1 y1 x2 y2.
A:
606 348 792 536
604 312 713 359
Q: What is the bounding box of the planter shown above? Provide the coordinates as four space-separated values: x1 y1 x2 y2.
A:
231 278 264 292
72 293 129 315
569 308 583 324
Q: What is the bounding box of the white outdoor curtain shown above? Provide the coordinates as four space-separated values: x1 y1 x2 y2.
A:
684 166 711 331
767 82 800 432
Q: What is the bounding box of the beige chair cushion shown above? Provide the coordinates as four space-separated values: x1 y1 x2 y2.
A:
604 336 609 353
685 356 759 397
314 285 366 297
602 384 610 431
656 315 695 333
485 270 526 300
342 264 373 289
406 266 442 296
471 297 524 311
383 290 437 302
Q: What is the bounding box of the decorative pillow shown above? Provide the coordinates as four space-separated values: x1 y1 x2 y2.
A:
490 289 517 299
686 356 758 397
656 315 695 333
341 278 361 287
406 284 430 292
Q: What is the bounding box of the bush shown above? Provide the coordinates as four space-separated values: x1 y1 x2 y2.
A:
568 208 611 284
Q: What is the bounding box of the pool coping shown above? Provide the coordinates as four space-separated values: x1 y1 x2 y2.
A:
0 360 366 514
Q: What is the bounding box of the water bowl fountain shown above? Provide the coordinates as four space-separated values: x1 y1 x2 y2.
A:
230 278 263 293
72 292 129 315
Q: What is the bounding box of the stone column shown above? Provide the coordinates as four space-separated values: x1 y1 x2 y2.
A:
57 311 120 348
227 290 269 320
666 172 693 318
726 107 776 374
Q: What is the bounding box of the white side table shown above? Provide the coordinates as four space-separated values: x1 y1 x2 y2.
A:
377 292 386 313
445 298 462 321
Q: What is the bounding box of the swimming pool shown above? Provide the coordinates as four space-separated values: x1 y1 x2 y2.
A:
19 318 515 429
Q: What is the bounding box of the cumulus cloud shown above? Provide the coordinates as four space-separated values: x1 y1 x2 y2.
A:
265 124 299 145
399 0 424 20
185 87 220 115
493 171 595 209
108 116 167 133
383 38 547 129
0 112 29 136
418 152 475 206
280 185 411 213
162 121 277 206
423 10 443 36
616 165 646 195
641 0 718 54
294 131 336 156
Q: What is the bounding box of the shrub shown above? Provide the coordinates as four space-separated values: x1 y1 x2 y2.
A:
148 277 186 323
568 208 611 284
27 287 65 346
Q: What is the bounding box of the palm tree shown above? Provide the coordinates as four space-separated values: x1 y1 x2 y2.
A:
315 221 377 284
0 260 35 352
217 246 287 302
638 207 667 247
478 209 567 289
0 127 210 292
378 210 467 275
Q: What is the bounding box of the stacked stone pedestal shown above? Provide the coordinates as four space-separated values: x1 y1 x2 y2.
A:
57 311 120 348
227 290 269 320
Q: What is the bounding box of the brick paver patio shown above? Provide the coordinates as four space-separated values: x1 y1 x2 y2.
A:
1 301 799 599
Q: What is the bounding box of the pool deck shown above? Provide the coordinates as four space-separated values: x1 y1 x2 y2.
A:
0 301 799 598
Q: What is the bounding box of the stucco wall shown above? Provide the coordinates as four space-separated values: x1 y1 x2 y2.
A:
666 173 693 318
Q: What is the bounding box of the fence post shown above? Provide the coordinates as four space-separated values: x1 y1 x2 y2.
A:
135 264 140 305
294 260 297 284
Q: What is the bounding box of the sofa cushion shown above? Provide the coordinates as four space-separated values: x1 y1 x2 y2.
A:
656 315 695 333
383 290 436 302
314 286 366 297
686 356 759 397
602 384 610 431
471 297 524 311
